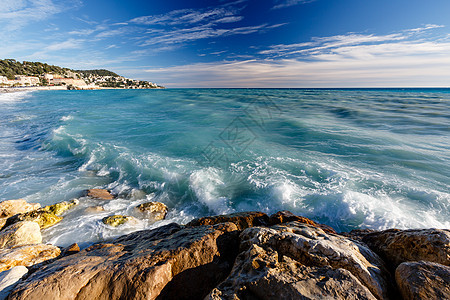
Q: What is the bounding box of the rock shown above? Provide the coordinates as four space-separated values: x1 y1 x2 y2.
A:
362 228 450 267
0 221 41 249
8 222 239 300
0 200 41 230
0 244 61 272
207 244 377 300
340 229 377 242
42 199 79 216
3 210 63 230
269 210 337 234
0 266 28 300
208 222 391 300
187 211 269 230
59 243 80 258
135 201 167 221
84 206 104 213
102 215 136 227
85 189 114 200
395 261 450 300
0 200 41 219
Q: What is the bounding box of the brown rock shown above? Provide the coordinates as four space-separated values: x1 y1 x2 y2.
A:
362 228 450 267
0 199 41 229
60 243 80 257
8 222 240 300
85 189 114 200
3 210 62 230
209 222 391 300
269 210 337 234
395 261 450 300
0 199 41 219
208 244 377 300
0 244 61 272
135 201 168 222
187 211 269 230
0 221 41 249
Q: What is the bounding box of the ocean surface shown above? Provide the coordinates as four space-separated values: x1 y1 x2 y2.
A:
0 88 449 247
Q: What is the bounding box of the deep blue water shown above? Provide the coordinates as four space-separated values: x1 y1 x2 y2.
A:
0 89 448 246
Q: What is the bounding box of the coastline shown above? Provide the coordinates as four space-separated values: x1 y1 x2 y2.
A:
0 195 448 299
0 86 164 93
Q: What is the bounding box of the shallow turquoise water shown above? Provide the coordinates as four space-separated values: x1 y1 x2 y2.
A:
0 89 448 246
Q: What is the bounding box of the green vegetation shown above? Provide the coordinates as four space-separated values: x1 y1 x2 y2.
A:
0 58 164 89
0 59 70 79
75 69 119 77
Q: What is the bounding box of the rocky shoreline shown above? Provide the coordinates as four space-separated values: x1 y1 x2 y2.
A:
0 192 448 299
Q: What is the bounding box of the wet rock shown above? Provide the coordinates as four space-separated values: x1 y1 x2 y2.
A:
8 222 239 300
209 222 391 300
395 261 450 300
187 211 269 230
42 199 79 216
0 266 28 300
84 205 104 213
102 215 136 227
0 200 41 229
85 189 114 200
3 210 62 230
135 201 167 222
0 221 41 249
362 228 450 267
0 244 61 272
269 210 337 234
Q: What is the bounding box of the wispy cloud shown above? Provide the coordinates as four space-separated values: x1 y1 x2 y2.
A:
0 0 80 32
127 3 285 48
272 0 316 10
130 7 241 26
137 25 450 87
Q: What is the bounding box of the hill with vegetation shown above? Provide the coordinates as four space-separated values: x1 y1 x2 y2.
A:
0 59 163 89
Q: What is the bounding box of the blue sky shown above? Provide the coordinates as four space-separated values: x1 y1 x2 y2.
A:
1 0 450 87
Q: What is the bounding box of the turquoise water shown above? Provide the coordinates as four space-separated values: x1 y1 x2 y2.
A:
0 89 449 247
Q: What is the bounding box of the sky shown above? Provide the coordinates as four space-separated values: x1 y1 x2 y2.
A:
1 0 450 87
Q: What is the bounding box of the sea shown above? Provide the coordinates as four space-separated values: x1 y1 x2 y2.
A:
0 88 449 248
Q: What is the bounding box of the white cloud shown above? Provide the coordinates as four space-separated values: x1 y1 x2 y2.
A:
138 26 450 87
272 0 316 10
0 0 80 32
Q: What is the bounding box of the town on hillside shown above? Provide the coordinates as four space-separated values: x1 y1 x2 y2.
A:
0 59 164 90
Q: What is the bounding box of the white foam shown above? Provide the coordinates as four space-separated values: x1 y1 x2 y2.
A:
189 167 232 214
60 115 73 121
0 90 32 103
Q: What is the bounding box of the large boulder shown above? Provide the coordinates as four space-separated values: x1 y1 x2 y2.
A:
2 210 62 230
135 201 167 222
42 199 79 216
8 222 240 300
0 266 28 300
84 189 114 200
208 222 391 300
0 200 40 229
0 244 60 272
187 211 269 230
395 261 450 300
0 221 41 249
362 228 450 267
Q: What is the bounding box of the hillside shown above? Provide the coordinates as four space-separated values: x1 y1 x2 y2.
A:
0 59 163 89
